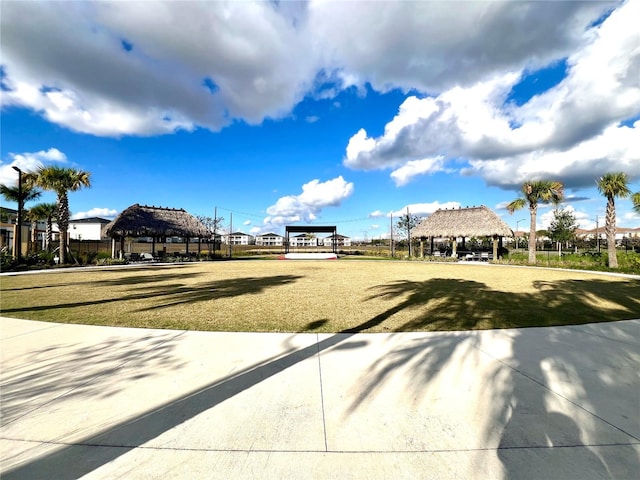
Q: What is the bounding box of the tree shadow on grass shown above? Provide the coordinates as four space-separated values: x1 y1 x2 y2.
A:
0 275 303 318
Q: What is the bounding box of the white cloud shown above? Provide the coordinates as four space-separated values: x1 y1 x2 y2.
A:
0 1 316 136
243 220 251 226
390 156 448 186
343 1 639 190
72 207 118 220
390 202 462 218
368 210 386 218
0 0 617 139
261 176 354 232
0 148 67 186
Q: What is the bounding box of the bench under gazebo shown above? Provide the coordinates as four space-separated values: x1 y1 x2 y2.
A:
412 205 514 260
105 204 212 259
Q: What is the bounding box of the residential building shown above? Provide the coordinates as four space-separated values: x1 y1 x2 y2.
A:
322 234 351 247
225 232 255 245
255 233 284 246
69 217 112 241
288 233 319 247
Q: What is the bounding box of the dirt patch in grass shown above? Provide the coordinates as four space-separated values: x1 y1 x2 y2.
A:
1 261 638 332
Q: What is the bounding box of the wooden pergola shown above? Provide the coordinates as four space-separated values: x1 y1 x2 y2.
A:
412 206 514 259
105 204 212 258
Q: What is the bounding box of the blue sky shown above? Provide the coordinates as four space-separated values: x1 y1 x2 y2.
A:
1 1 638 240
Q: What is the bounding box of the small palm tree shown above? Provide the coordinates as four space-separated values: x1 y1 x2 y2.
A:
632 192 640 214
28 203 58 253
27 166 91 264
596 172 630 269
1 181 41 255
507 180 564 264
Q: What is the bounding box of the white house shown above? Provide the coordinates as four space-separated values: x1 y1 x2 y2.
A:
288 233 319 247
225 232 254 245
255 233 284 246
68 217 112 241
322 234 351 247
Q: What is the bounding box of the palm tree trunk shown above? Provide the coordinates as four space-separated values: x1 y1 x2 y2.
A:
46 218 53 253
57 194 69 264
528 204 537 264
605 196 618 268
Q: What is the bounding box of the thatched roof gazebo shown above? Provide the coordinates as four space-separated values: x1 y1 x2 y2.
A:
412 205 513 259
106 204 212 258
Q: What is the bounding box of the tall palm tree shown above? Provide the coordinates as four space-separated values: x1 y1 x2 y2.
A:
632 192 640 214
28 202 58 253
596 172 630 269
507 180 564 264
27 166 91 264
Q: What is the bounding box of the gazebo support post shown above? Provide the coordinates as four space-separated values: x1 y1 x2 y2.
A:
430 236 434 254
451 237 457 258
493 235 499 260
419 237 424 258
152 237 156 256
119 236 124 259
186 237 190 256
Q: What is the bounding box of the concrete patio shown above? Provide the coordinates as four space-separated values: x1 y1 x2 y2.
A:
1 317 638 479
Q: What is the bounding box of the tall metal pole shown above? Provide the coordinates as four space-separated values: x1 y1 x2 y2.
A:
12 166 23 262
406 207 411 258
390 214 394 257
228 212 233 258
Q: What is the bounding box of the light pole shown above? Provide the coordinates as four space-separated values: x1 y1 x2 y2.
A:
11 166 23 263
515 218 525 252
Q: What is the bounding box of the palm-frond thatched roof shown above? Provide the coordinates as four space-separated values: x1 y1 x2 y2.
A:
105 204 211 238
412 206 513 238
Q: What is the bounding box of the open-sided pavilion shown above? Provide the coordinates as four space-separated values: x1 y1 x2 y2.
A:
412 206 514 259
105 204 212 258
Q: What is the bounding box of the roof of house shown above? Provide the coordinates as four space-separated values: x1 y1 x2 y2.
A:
412 205 513 238
69 217 112 224
257 232 283 237
228 231 253 237
324 234 349 239
105 204 211 238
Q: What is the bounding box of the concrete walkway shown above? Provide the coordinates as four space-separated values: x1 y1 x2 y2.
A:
1 317 638 479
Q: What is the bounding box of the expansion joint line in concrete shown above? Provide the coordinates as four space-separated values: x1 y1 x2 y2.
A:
315 333 329 452
2 436 638 454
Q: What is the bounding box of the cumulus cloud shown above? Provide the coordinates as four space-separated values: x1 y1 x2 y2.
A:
1 1 315 136
0 148 67 186
0 0 617 139
72 208 118 220
344 1 639 190
261 176 354 232
390 156 448 186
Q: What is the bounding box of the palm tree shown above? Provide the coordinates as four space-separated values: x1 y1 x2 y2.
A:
0 182 41 208
596 172 630 269
507 180 564 264
28 203 58 253
632 192 640 214
27 166 91 264
1 181 41 255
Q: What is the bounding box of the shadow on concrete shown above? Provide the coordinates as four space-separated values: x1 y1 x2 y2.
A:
343 278 640 478
3 275 639 478
1 332 186 428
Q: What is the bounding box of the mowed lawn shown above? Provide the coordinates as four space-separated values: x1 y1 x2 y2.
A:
1 260 639 333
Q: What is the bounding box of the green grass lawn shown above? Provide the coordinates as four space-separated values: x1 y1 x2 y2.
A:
1 260 638 333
